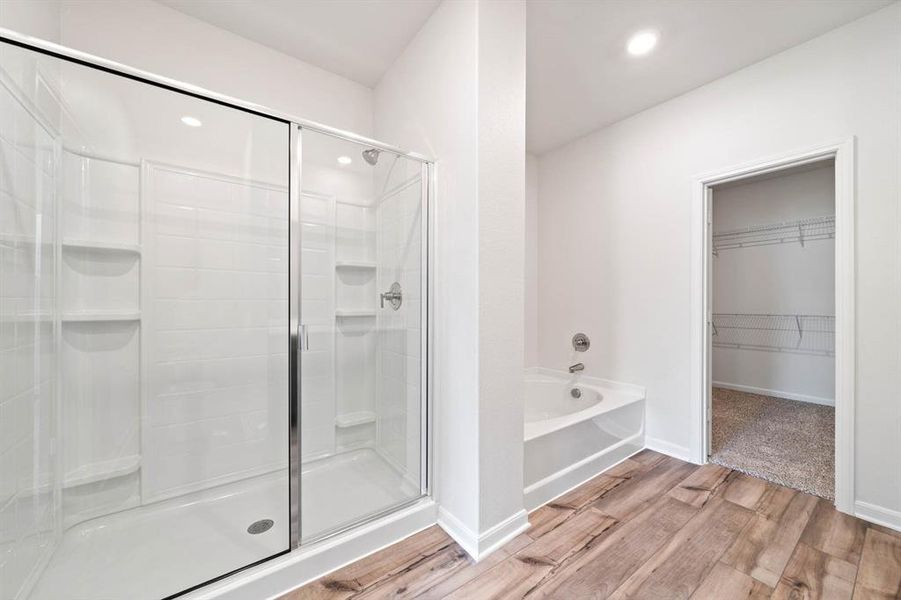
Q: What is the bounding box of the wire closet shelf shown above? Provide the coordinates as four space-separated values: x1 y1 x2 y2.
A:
711 313 835 356
712 215 834 255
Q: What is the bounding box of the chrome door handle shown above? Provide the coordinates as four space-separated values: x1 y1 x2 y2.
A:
298 324 310 351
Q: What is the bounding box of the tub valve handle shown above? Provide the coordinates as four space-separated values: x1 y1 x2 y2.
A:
380 282 403 311
572 333 590 352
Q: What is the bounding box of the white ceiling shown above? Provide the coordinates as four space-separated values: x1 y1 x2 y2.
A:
158 0 893 154
157 0 440 87
527 0 893 153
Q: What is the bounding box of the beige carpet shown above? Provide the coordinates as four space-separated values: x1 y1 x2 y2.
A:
710 387 834 500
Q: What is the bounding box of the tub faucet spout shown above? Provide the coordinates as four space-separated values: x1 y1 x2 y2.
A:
568 363 584 373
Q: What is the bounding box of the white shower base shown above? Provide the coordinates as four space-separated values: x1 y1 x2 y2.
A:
29 448 419 600
31 470 290 600
301 448 421 542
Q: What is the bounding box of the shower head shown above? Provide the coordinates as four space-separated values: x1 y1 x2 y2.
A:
362 148 380 166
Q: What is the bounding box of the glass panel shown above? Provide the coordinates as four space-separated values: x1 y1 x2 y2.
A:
0 40 58 600
300 129 425 542
0 40 290 599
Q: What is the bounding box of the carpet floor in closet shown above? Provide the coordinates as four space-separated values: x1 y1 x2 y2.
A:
710 387 834 500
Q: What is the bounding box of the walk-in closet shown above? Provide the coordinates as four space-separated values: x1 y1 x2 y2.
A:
709 160 836 499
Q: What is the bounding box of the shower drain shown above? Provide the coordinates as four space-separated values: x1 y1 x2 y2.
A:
247 519 275 535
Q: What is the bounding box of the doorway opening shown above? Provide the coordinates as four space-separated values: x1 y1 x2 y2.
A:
690 140 855 512
708 161 836 498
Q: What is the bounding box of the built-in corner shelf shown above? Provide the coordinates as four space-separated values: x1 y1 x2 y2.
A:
335 411 376 428
335 309 376 318
62 311 141 323
64 454 141 489
335 260 377 270
62 238 142 254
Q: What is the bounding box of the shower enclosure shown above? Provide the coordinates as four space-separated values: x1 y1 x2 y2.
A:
0 33 429 600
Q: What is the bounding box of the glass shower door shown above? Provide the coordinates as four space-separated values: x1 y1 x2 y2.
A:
298 127 426 542
0 38 291 600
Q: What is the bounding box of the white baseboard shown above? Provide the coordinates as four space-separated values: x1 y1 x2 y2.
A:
438 507 529 562
712 381 834 407
478 510 530 559
855 501 901 533
645 436 694 463
437 507 479 559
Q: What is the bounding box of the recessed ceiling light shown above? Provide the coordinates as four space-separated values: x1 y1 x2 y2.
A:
180 116 202 127
337 156 352 165
627 30 658 56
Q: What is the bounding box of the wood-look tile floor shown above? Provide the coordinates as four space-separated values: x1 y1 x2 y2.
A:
281 451 901 600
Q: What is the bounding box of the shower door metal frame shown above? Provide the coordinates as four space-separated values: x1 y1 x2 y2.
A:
288 125 303 549
0 29 433 163
290 124 434 547
0 24 434 592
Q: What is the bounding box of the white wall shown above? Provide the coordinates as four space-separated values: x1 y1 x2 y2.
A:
536 4 901 521
1 0 372 136
0 0 60 43
712 164 835 404
476 0 526 539
525 153 538 367
375 0 481 539
374 0 527 557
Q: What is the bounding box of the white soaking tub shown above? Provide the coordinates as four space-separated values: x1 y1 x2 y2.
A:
523 368 645 511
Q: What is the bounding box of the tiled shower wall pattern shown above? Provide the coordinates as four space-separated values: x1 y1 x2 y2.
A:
376 171 422 483
0 73 58 599
300 191 336 460
144 164 288 502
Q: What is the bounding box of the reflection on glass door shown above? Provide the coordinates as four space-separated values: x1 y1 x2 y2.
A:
299 128 426 542
0 39 290 600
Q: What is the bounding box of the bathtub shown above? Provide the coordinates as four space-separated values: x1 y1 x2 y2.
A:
523 368 645 511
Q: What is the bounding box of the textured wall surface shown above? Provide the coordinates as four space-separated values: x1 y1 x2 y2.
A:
538 4 900 516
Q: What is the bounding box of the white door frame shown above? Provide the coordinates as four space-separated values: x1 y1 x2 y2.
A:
689 138 856 514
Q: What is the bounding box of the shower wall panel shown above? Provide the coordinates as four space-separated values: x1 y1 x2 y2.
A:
299 191 336 460
58 150 142 528
375 164 423 480
335 200 377 450
142 163 289 501
61 153 139 248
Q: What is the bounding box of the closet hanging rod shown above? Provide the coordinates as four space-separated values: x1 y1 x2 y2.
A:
712 214 834 254
711 313 835 356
